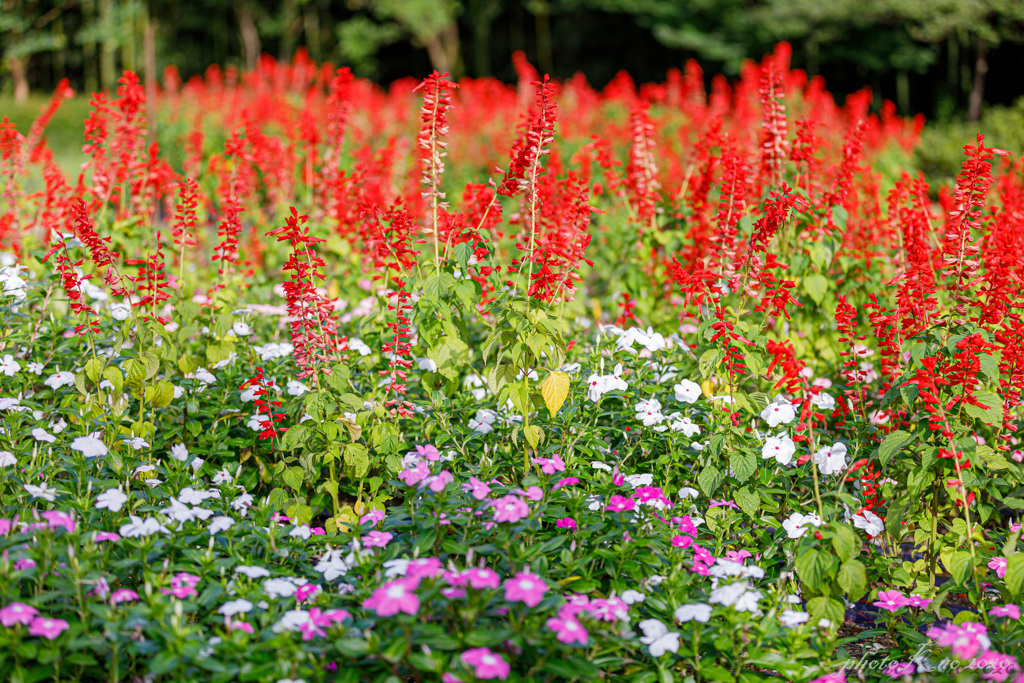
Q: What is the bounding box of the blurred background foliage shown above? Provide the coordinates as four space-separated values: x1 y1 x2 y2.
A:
2 0 1024 184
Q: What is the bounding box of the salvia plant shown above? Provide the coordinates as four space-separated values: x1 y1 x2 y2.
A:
1 42 1024 683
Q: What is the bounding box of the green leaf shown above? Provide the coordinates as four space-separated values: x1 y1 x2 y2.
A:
838 559 868 601
280 424 308 450
282 466 304 493
729 449 756 483
735 486 759 517
343 443 370 479
944 550 974 586
807 596 845 628
103 367 124 394
831 523 859 563
803 272 828 306
698 348 722 380
1006 554 1024 598
878 429 915 467
964 390 1004 425
795 549 828 591
697 465 723 497
144 381 175 409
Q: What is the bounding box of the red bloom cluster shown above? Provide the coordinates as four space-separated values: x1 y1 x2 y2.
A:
240 367 287 440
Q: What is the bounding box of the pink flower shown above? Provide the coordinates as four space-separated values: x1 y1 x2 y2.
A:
809 674 846 683
14 558 36 570
310 527 326 535
110 589 139 605
633 486 672 508
413 444 440 461
692 545 714 564
972 650 1020 681
461 647 510 680
989 557 1008 578
442 674 464 683
0 518 15 535
93 532 120 542
407 557 443 579
605 495 635 513
533 454 566 475
361 509 386 526
551 477 578 491
269 513 291 523
172 573 200 588
363 577 421 617
611 465 625 487
503 570 549 607
689 562 712 576
558 594 591 620
990 604 1021 619
929 622 990 660
672 534 693 549
28 617 69 640
427 470 454 493
522 486 544 502
463 477 492 500
589 595 629 621
399 462 430 486
463 567 500 590
162 586 197 599
295 584 321 603
904 595 932 609
40 510 76 534
556 517 577 530
492 495 529 523
546 616 588 644
873 589 909 613
883 662 915 678
724 550 752 563
364 530 393 548
709 498 739 510
229 620 254 634
0 602 38 627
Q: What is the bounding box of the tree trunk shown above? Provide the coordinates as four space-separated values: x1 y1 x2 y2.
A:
10 55 29 104
424 21 462 77
533 0 553 76
967 37 988 123
235 0 261 71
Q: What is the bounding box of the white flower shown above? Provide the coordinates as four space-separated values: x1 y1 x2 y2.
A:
0 451 16 467
289 525 312 540
591 461 612 472
194 368 216 384
621 589 646 605
247 414 271 431
26 362 44 375
272 610 311 633
852 509 884 537
416 357 437 372
71 433 108 458
762 434 796 465
347 338 372 356
463 374 487 400
615 327 668 353
674 603 712 623
317 550 353 581
95 488 128 513
49 418 67 434
286 380 309 396
760 395 796 427
231 322 251 336
213 469 233 485
678 487 699 499
624 473 653 488
119 515 168 538
586 364 628 402
126 436 150 450
209 516 235 535
637 619 680 657
782 512 822 539
668 413 700 437
178 488 220 505
170 444 189 462
24 483 57 501
218 599 253 616
673 379 702 404
264 578 301 599
44 371 75 389
383 558 410 578
813 442 848 475
32 428 56 443
709 559 766 580
709 581 763 613
235 565 271 579
780 610 810 627
811 392 835 410
109 302 131 321
231 493 254 515
468 409 497 434
0 354 20 376
240 386 259 402
634 398 665 426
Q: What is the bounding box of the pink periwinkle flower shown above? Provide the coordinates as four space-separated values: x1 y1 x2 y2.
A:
674 515 697 534
611 464 625 487
873 589 909 613
40 510 75 534
229 620 255 634
14 558 36 571
463 477 492 500
546 616 588 645
492 495 529 523
0 602 38 627
808 674 846 683
692 545 715 565
295 584 321 603
363 577 421 617
28 617 69 640
94 532 120 542
364 530 393 548
463 567 500 590
972 650 1021 681
110 589 139 605
883 662 915 678
310 527 326 535
407 557 443 579
399 462 430 486
605 495 635 513
990 604 1021 620
503 570 548 608
589 595 629 622
989 557 1008 579
551 477 578 491
461 647 510 680
427 470 454 493
556 517 577 530
633 486 672 508
361 509 386 526
413 444 441 461
689 562 712 576
725 550 752 563
672 534 693 549
533 454 566 475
